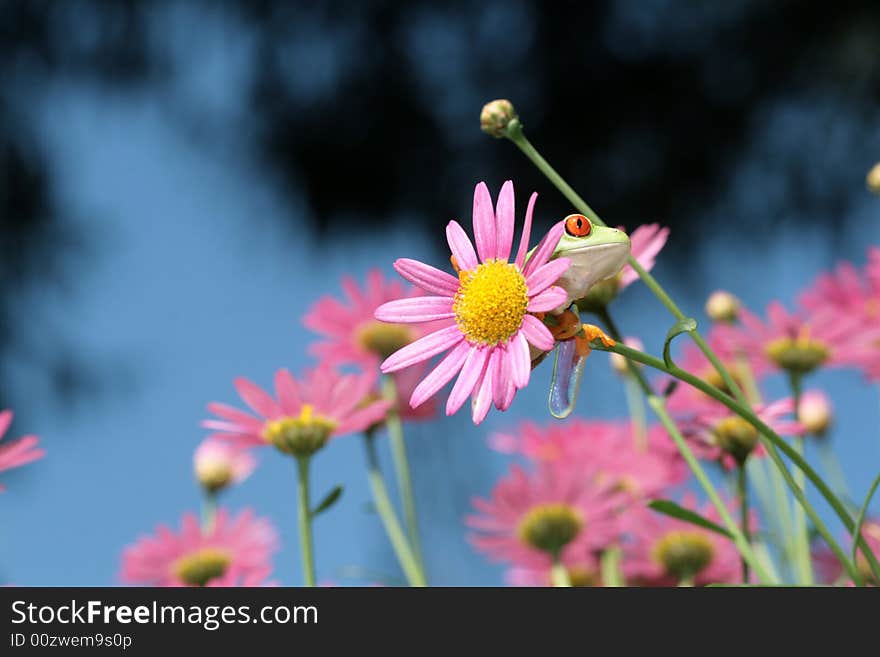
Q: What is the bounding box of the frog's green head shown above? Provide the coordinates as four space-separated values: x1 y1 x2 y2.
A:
530 214 631 311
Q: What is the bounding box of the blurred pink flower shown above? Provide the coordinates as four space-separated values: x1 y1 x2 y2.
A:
120 508 278 587
193 438 256 492
466 461 624 572
682 397 803 469
619 223 669 289
203 365 391 452
620 495 752 586
375 181 570 424
799 248 880 381
489 419 686 498
0 410 44 492
303 271 440 421
724 301 877 375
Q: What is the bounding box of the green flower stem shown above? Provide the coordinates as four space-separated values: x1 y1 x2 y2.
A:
624 375 649 450
363 432 427 587
594 340 869 585
381 376 427 579
737 465 751 583
596 309 772 583
201 490 217 532
551 557 572 587
296 456 316 587
788 373 814 585
818 440 852 502
600 546 625 586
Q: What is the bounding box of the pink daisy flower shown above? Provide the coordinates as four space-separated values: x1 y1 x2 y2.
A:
203 365 391 457
620 223 669 289
681 397 804 468
724 301 878 376
120 508 278 587
375 181 571 424
489 419 686 498
467 461 624 571
621 494 753 586
0 410 44 492
193 438 257 493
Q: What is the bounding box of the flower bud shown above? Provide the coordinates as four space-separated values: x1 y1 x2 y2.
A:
866 162 880 195
480 99 518 139
798 389 833 437
705 291 740 323
609 337 644 375
193 439 256 494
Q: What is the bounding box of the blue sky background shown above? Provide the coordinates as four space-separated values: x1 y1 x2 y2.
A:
1 5 879 586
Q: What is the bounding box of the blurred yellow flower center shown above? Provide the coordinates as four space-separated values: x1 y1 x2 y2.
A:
652 531 714 581
263 404 337 457
765 326 829 374
713 416 759 463
173 548 231 587
566 566 598 587
454 259 528 345
356 320 415 360
195 460 234 494
702 362 747 398
518 503 583 555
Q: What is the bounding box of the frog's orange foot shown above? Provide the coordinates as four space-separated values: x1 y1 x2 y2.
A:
575 324 615 358
549 308 581 341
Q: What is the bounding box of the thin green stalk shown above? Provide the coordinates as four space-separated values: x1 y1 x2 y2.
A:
596 341 868 584
296 456 316 587
597 309 647 449
201 490 217 532
381 376 426 578
551 558 572 587
788 373 814 585
363 433 427 587
818 440 852 502
600 547 625 587
737 465 750 583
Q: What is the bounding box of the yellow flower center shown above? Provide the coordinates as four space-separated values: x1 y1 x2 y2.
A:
453 259 529 345
172 548 231 587
652 530 715 581
765 326 829 374
712 416 759 464
566 566 599 587
194 460 234 494
702 363 747 398
356 320 416 360
518 503 584 555
263 404 338 457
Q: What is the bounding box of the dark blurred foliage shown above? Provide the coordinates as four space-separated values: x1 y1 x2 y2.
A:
1 0 879 408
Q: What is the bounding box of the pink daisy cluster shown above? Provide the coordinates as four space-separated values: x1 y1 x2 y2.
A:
470 419 746 586
0 409 44 493
120 508 278 587
375 181 571 424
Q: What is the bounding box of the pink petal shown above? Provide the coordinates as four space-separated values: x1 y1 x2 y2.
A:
0 410 11 438
472 182 497 262
527 286 569 312
495 180 515 262
207 402 264 429
446 221 478 271
510 332 531 388
380 325 464 373
233 378 281 419
394 258 460 296
375 297 454 323
520 314 555 351
514 192 538 268
409 341 471 408
334 400 392 436
274 369 301 415
523 221 565 277
471 352 496 425
492 347 509 410
526 258 571 296
446 347 487 415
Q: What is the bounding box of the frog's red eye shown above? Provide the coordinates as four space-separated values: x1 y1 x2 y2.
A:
564 214 592 237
